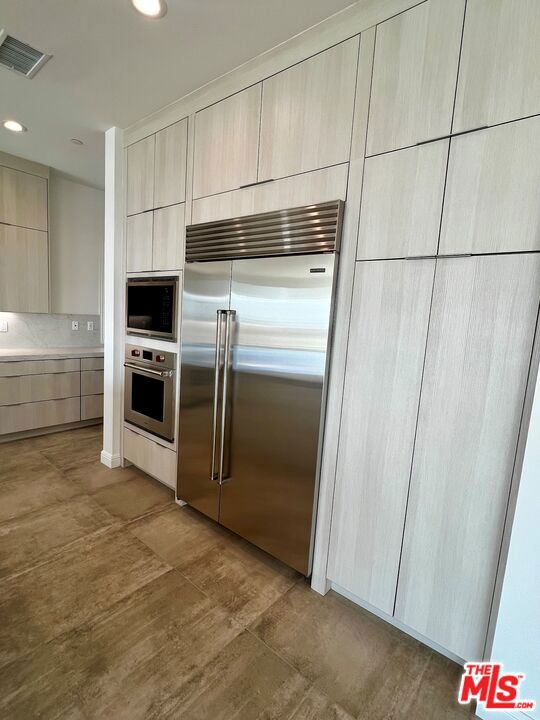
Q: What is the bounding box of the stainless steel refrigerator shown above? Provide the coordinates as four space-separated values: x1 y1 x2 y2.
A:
177 201 343 575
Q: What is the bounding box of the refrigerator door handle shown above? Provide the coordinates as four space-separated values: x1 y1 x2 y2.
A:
218 309 236 485
210 310 225 482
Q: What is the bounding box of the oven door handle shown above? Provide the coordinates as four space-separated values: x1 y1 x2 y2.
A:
124 362 173 378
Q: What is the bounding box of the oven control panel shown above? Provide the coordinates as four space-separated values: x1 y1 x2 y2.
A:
125 344 175 370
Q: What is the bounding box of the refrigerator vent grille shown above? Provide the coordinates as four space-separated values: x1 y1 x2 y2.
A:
185 200 344 262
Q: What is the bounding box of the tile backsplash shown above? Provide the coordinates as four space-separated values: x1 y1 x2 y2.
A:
0 312 101 349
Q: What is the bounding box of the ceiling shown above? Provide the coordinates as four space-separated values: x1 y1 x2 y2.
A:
0 0 355 189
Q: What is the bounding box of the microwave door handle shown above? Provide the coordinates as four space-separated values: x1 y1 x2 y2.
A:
218 310 235 485
210 310 225 482
124 362 172 378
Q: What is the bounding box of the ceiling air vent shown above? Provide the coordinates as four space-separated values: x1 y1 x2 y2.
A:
0 29 51 78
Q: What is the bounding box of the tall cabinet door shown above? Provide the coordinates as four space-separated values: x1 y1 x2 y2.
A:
154 118 188 209
126 135 155 215
453 0 540 133
395 254 540 660
0 225 49 313
192 85 262 199
328 259 435 613
366 0 465 155
177 262 232 521
258 37 359 182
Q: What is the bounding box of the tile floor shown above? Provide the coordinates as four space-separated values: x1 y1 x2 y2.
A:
0 425 476 719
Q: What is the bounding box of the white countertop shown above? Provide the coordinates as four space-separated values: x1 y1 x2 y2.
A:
0 347 104 362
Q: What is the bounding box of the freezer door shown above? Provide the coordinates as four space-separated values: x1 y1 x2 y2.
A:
177 261 232 520
219 254 336 574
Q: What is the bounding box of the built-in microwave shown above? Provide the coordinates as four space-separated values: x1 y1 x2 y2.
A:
126 277 178 342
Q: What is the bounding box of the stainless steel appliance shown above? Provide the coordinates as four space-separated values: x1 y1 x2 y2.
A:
177 201 343 575
126 277 178 341
124 344 176 441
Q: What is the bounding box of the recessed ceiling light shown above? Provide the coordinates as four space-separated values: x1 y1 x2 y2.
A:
3 119 27 133
131 0 167 18
70 138 84 145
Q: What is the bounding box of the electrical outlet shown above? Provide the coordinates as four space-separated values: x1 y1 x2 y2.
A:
0 319 8 332
87 320 94 331
72 320 79 331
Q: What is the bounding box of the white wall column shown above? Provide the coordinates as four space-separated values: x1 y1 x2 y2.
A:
101 127 124 468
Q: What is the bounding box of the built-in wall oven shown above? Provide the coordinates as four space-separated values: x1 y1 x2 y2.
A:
124 344 176 441
126 277 178 341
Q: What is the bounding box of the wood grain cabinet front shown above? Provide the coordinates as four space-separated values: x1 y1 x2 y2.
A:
440 116 540 255
126 212 153 273
395 254 540 660
154 119 188 209
258 37 359 182
453 0 540 133
193 85 262 199
126 135 155 215
0 165 48 231
0 225 49 313
153 203 185 271
81 370 104 397
0 372 80 406
357 140 448 260
328 259 435 614
367 0 465 156
0 397 81 435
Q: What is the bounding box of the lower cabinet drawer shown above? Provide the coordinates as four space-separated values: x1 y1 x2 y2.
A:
0 397 81 435
0 372 80 407
81 394 104 420
81 370 104 396
81 357 104 371
123 427 176 489
0 358 80 378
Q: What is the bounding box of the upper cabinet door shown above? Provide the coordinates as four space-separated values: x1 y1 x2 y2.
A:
440 116 540 255
453 0 540 133
192 85 261 199
0 166 48 231
154 119 188 209
126 135 155 216
366 0 465 156
357 140 448 260
258 37 359 182
0 225 49 312
153 203 185 271
395 254 540 660
328 259 435 614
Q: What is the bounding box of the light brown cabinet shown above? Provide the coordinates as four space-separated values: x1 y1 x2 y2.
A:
328 259 435 613
440 116 540 255
0 225 49 312
357 140 448 260
192 85 262 199
453 0 540 133
126 212 153 273
0 165 48 231
366 0 465 155
126 204 185 273
153 204 185 271
154 119 188 209
395 254 540 659
258 37 359 182
126 135 155 216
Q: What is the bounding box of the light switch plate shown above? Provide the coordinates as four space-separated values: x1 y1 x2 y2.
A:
87 320 94 331
0 319 8 332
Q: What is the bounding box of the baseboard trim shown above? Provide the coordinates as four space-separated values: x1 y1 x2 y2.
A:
330 582 465 665
175 497 187 507
100 450 121 468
